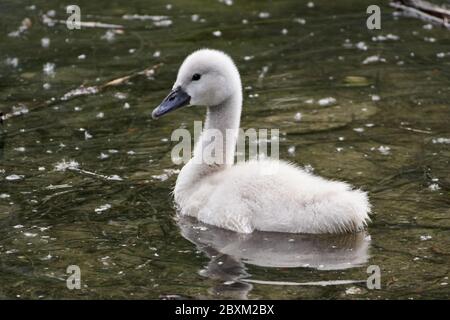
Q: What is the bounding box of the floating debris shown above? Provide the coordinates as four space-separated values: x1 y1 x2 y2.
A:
41 11 56 27
56 159 124 181
377 145 391 155
54 159 80 172
61 86 99 101
356 41 368 51
43 62 56 76
258 66 269 79
436 52 450 58
45 184 71 190
318 97 337 106
41 37 50 48
5 174 24 181
371 94 381 101
345 286 362 295
152 173 169 181
420 235 432 241
101 30 116 42
342 39 353 49
154 20 172 27
122 14 172 27
344 76 371 87
122 14 168 21
372 34 399 41
294 112 302 122
95 204 112 214
362 55 386 64
8 18 32 37
212 30 222 37
432 137 450 144
83 21 124 28
152 169 180 181
107 175 123 181
114 92 127 100
288 146 296 155
294 17 306 24
258 12 270 19
23 232 38 238
428 184 440 191
40 254 53 261
84 131 93 140
218 0 233 5
5 57 19 68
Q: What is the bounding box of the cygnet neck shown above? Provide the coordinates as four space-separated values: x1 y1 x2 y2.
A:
192 91 242 168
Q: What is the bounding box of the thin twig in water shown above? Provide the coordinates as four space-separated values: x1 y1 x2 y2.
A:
48 17 124 29
400 126 433 134
390 0 450 29
1 63 163 122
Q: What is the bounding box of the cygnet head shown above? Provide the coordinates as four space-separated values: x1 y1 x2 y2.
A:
152 49 242 119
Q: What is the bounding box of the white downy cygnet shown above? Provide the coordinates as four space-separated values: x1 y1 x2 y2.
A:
152 49 371 234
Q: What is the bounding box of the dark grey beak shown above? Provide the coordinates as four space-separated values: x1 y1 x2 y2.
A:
152 86 191 119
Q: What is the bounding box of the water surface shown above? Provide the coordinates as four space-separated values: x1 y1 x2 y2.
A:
0 0 449 299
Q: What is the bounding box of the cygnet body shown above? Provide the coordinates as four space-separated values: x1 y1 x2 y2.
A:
152 49 371 234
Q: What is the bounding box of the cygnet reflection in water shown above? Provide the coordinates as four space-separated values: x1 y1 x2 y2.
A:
178 215 371 271
177 216 371 298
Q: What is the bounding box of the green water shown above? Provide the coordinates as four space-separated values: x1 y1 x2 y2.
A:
0 0 449 299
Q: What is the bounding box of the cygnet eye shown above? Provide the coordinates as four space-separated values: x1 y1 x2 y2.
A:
192 73 201 81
